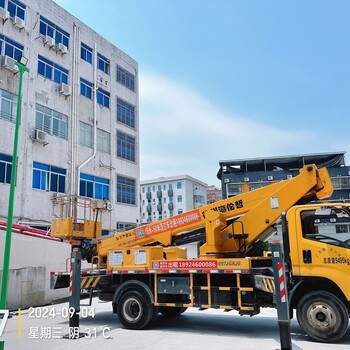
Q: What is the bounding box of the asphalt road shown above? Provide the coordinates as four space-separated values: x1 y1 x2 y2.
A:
1 298 350 350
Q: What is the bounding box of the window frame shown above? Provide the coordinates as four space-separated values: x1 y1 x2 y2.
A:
38 55 69 84
116 130 136 162
81 42 92 63
116 98 135 129
0 153 12 184
116 65 135 92
0 34 24 61
96 87 110 108
116 175 136 205
32 161 66 193
39 16 70 47
35 104 68 140
80 173 110 200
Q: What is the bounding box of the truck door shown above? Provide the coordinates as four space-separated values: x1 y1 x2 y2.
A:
294 206 350 300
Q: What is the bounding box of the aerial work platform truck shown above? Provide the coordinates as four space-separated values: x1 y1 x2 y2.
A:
51 164 350 343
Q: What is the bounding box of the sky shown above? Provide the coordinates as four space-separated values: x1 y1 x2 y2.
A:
54 0 350 186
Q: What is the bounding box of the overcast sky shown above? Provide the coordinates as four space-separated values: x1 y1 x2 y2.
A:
55 0 350 186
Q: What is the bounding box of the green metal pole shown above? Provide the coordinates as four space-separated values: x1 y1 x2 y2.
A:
0 62 29 350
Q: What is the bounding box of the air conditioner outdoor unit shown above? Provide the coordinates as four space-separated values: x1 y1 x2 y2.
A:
244 177 250 182
34 129 46 142
267 175 274 181
1 56 19 73
55 43 67 54
0 7 9 21
13 16 25 29
59 83 71 96
44 35 55 48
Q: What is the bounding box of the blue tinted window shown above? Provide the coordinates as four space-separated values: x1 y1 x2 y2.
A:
96 88 110 108
38 55 69 84
32 162 66 193
116 65 135 92
39 16 69 48
0 35 24 61
116 175 136 205
81 43 92 63
117 131 136 162
0 153 12 184
79 173 109 200
7 0 26 19
80 78 92 99
117 98 135 128
97 53 109 74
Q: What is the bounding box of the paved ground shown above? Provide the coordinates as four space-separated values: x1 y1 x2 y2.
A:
1 298 350 350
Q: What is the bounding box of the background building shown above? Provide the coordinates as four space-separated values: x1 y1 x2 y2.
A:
218 152 350 202
207 185 222 204
0 0 140 233
140 175 207 225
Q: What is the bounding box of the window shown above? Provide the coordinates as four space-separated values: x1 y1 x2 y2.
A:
117 175 136 205
97 87 110 108
0 34 24 61
177 181 182 189
97 53 109 74
163 198 166 203
80 78 93 99
117 222 136 232
178 209 183 214
80 173 109 200
169 197 173 203
117 98 135 128
1 0 26 20
116 65 135 91
38 55 68 84
39 16 69 47
117 131 136 162
79 122 92 148
0 89 17 122
147 186 151 192
169 210 174 217
32 162 66 193
301 208 350 249
97 129 110 154
142 187 145 193
331 177 350 190
35 104 68 139
0 153 12 184
81 43 92 63
169 184 173 190
177 195 182 203
227 183 242 197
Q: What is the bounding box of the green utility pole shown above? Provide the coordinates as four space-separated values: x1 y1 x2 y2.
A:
0 61 29 350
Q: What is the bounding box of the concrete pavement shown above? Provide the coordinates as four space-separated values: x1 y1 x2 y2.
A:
1 298 349 350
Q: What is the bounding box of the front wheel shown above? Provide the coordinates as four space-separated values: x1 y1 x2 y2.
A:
117 290 155 329
297 291 349 343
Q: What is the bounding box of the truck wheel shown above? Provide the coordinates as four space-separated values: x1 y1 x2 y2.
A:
159 306 187 318
297 291 349 343
117 290 154 329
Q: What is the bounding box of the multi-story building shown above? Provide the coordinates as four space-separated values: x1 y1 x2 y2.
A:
218 152 350 202
0 0 140 233
140 175 207 225
207 185 222 204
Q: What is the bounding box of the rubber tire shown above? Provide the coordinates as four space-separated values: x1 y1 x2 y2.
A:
159 306 187 318
296 291 349 343
117 290 154 329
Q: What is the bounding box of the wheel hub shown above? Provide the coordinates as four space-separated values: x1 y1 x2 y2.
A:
123 297 142 323
307 303 336 331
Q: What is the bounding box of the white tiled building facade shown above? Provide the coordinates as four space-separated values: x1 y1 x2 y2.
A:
140 175 207 225
0 0 140 232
